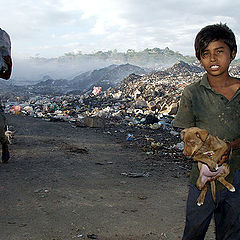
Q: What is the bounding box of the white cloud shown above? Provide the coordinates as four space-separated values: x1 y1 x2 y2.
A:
0 0 240 58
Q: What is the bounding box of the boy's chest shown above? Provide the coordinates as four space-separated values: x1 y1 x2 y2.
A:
191 91 240 139
211 85 240 101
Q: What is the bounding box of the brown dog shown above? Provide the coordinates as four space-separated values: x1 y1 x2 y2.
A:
181 127 235 206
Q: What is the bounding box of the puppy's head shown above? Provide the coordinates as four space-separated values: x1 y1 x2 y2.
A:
181 127 209 157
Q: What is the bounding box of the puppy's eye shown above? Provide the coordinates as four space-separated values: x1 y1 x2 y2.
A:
187 140 195 146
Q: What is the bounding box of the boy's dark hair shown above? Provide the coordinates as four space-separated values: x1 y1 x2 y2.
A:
194 23 237 60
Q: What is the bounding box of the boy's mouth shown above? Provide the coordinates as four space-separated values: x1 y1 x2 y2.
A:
210 65 220 70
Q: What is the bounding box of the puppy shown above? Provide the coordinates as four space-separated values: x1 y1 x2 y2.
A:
181 127 235 206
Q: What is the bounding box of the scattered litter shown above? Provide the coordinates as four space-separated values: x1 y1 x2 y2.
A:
170 142 184 151
8 221 16 224
126 133 134 141
34 188 50 198
121 172 150 178
87 233 98 239
138 195 148 200
161 232 167 238
92 86 102 95
34 188 49 193
19 223 27 227
72 234 84 238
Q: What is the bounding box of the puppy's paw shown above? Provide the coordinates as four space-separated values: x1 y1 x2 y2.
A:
209 164 218 172
197 201 203 206
230 187 235 192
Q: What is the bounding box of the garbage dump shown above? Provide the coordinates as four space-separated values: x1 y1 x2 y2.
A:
3 61 240 174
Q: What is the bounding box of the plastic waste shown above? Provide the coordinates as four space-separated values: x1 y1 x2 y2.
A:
170 130 179 136
121 172 150 178
92 86 102 95
171 142 185 151
126 133 133 141
149 123 160 130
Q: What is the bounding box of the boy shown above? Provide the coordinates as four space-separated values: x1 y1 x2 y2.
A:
173 23 240 239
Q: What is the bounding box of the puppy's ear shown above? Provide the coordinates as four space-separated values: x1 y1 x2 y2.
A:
196 129 208 142
180 130 186 140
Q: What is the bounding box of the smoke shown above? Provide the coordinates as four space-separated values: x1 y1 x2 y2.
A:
11 55 114 85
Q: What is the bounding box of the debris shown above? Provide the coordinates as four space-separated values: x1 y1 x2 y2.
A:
87 233 98 239
126 133 134 141
8 221 16 224
2 60 209 173
92 86 102 95
161 232 167 238
171 142 184 151
138 195 148 200
73 234 84 238
121 172 150 178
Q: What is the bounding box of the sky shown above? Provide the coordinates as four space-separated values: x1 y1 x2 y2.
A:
1 0 240 59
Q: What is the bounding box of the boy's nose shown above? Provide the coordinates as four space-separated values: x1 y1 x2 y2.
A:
210 53 217 62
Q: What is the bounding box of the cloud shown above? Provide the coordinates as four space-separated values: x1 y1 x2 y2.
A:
1 0 240 58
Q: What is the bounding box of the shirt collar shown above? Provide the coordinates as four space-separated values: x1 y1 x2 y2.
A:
199 74 240 100
199 73 212 89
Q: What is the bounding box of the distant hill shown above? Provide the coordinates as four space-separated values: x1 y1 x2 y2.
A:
81 47 196 68
4 63 146 96
164 60 204 76
11 47 196 85
69 63 147 93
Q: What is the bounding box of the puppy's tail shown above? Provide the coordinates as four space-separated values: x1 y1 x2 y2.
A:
210 181 216 204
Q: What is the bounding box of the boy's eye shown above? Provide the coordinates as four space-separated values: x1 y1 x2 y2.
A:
217 50 224 54
201 52 209 58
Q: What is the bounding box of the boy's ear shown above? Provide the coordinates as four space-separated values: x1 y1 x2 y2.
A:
231 50 237 61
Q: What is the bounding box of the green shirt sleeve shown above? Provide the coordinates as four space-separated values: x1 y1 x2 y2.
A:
173 86 196 128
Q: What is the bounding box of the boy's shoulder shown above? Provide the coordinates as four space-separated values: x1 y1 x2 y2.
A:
183 79 202 95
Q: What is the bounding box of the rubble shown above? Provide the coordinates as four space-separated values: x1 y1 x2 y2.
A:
4 60 239 174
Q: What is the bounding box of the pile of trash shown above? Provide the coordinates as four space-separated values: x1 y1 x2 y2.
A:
4 61 240 127
4 72 197 127
4 61 240 174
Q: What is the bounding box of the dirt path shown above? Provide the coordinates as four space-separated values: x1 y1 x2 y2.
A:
0 114 215 240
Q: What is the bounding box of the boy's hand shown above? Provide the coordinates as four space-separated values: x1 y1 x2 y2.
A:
218 142 231 166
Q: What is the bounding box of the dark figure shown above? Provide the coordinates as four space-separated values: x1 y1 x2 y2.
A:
0 28 12 163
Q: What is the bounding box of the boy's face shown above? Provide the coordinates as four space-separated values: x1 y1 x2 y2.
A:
200 40 236 78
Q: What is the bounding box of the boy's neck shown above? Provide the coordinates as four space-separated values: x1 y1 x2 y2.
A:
206 72 240 101
207 73 232 88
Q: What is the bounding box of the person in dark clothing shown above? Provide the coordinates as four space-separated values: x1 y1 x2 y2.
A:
0 28 12 163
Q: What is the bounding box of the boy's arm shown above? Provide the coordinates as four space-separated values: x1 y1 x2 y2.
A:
0 55 12 80
230 138 240 151
218 138 240 165
173 89 195 128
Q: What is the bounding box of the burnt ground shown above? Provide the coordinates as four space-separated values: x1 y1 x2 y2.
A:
0 114 215 240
